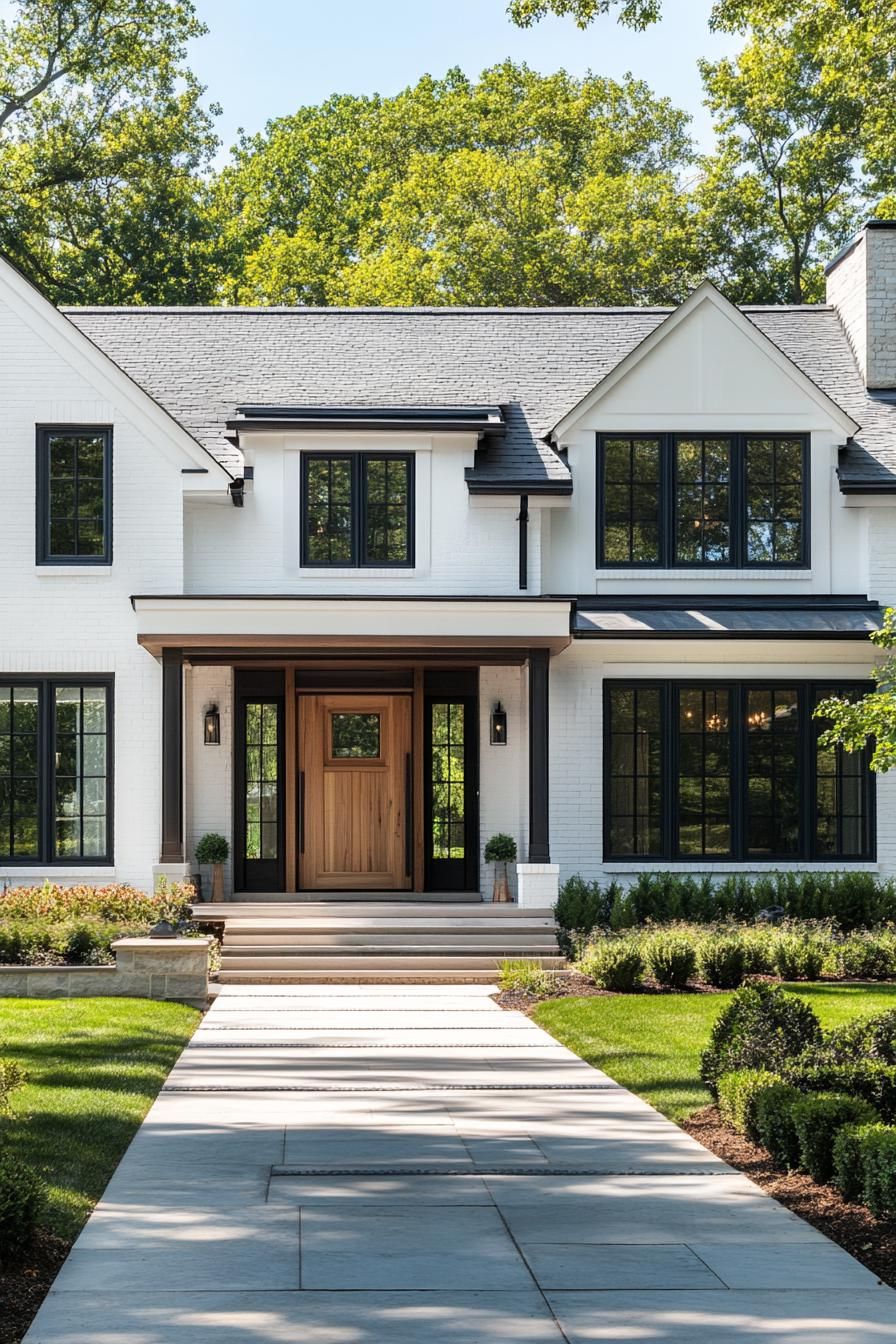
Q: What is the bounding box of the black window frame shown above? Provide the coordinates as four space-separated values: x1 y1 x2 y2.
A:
603 679 874 863
36 426 113 566
300 451 415 569
597 433 810 570
0 675 114 866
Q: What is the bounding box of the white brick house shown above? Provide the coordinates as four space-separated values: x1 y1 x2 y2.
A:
2 221 896 906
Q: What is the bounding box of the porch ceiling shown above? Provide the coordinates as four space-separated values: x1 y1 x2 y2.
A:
131 595 572 659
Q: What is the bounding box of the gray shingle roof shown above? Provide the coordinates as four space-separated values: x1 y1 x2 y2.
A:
61 302 896 489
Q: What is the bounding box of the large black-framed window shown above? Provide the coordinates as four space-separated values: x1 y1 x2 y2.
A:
604 680 873 862
0 678 113 864
301 452 414 568
36 427 112 565
597 433 809 569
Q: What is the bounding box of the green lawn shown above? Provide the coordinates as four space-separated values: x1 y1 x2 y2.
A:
0 998 200 1239
534 982 896 1124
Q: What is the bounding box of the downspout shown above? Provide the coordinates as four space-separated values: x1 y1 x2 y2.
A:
517 494 529 591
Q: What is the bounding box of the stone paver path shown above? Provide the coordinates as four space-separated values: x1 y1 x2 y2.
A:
25 984 896 1342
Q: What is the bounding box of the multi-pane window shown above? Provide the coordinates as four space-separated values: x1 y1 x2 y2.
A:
37 428 111 564
244 702 279 862
301 453 414 567
607 686 662 856
601 437 661 565
431 702 466 860
598 433 807 568
604 681 872 862
0 680 112 863
675 437 731 564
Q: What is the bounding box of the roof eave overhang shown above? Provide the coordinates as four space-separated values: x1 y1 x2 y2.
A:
227 405 507 440
465 478 572 496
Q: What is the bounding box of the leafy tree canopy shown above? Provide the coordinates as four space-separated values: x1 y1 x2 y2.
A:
0 0 222 303
215 62 701 306
507 0 661 28
817 611 896 774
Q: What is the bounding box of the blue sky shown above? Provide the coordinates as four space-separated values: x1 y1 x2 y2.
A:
189 0 741 160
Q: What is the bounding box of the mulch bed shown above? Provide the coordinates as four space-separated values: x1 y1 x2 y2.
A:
494 972 725 1014
1 1230 71 1344
684 1105 896 1288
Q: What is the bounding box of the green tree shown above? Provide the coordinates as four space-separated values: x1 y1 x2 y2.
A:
0 0 221 303
216 62 700 306
507 0 661 27
816 610 896 774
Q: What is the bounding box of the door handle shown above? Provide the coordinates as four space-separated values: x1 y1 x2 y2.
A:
299 770 305 855
404 752 412 878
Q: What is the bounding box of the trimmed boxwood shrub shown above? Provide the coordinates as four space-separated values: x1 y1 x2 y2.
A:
833 1122 884 1203
717 1069 781 1140
701 983 821 1094
753 1081 803 1169
0 1154 43 1264
644 932 696 989
790 1092 879 1184
773 932 828 981
578 939 644 991
787 1061 896 1123
831 934 896 981
698 935 747 989
858 1126 896 1218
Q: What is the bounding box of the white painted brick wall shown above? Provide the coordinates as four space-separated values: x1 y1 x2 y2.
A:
185 666 233 899
0 294 183 892
479 666 527 899
827 225 896 389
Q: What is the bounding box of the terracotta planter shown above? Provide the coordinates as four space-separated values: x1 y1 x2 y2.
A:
210 863 225 903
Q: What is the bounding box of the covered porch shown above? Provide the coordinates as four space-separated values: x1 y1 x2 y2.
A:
133 596 570 907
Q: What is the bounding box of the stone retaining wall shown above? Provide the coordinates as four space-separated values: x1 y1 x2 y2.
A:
0 937 211 1006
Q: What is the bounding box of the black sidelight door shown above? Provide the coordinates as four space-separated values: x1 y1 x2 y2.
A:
424 691 479 892
234 670 285 893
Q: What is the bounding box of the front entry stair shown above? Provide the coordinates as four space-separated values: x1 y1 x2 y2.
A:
207 901 565 984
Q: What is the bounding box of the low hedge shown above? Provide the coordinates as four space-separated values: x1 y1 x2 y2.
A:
790 1093 880 1184
556 869 896 938
717 1068 781 1141
833 1122 884 1203
857 1126 896 1218
786 1060 896 1123
753 1081 804 1169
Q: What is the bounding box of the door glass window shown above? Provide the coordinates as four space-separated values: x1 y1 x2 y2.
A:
331 712 381 758
245 702 279 861
431 702 465 859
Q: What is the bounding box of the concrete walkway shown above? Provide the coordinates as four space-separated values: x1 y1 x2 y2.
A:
25 984 896 1343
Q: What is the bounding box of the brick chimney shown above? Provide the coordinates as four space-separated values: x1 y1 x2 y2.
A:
826 220 896 390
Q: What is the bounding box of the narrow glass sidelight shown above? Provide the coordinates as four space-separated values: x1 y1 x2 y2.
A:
431 701 466 860
244 702 279 862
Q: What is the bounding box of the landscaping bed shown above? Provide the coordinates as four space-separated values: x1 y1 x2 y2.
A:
0 997 200 1344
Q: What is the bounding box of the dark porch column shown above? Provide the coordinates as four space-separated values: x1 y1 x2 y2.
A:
527 647 551 863
160 648 185 863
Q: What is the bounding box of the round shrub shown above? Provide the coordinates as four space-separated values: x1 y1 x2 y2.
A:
498 959 551 995
0 1155 43 1263
773 932 827 981
195 833 230 866
790 1092 879 1184
787 1061 896 1123
833 1122 884 1203
753 1081 803 1169
644 932 696 989
578 938 644 992
698 934 747 989
740 927 776 976
832 934 896 981
717 1069 781 1141
700 982 822 1094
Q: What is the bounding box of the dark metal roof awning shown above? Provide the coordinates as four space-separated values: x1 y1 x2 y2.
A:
573 596 883 639
227 404 506 438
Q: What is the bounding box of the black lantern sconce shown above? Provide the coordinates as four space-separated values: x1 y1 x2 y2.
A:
490 702 508 745
204 704 221 745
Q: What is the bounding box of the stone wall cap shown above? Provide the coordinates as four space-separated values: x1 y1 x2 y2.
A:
0 964 117 974
111 937 213 949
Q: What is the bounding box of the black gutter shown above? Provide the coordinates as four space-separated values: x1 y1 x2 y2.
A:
467 479 572 496
518 494 529 591
839 480 896 494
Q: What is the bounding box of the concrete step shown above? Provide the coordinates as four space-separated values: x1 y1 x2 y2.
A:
221 943 559 959
223 930 557 948
220 953 567 971
216 969 568 985
197 902 552 922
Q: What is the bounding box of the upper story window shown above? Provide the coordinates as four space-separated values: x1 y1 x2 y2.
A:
36 427 112 566
301 452 414 568
597 433 808 569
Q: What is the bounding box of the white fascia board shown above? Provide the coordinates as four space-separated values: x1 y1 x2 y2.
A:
551 281 860 440
0 256 233 486
132 595 572 643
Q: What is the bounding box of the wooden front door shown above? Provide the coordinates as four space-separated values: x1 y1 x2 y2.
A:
299 694 412 890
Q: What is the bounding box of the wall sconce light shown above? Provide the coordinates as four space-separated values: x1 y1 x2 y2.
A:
204 704 220 745
490 702 508 745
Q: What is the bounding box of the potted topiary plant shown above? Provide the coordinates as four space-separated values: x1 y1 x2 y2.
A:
195 833 229 903
484 833 517 903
